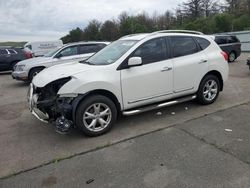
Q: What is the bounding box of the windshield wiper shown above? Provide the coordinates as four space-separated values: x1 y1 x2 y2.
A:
79 60 94 65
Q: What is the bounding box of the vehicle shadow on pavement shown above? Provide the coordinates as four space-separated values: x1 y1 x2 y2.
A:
0 71 11 75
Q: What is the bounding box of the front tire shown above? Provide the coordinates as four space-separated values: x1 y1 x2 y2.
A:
28 67 44 81
76 95 117 137
197 75 220 105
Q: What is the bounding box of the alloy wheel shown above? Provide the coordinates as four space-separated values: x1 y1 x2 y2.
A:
83 103 112 132
203 80 218 101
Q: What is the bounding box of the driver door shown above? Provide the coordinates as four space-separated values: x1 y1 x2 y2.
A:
121 37 173 109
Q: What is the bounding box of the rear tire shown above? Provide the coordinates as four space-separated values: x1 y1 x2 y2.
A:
197 75 220 105
76 95 117 137
228 51 236 62
28 67 44 81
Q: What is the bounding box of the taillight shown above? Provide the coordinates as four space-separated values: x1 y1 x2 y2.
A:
24 51 33 59
221 51 228 61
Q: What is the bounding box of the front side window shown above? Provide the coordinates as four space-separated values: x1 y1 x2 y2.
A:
132 38 167 64
85 40 137 65
171 36 198 58
57 46 77 57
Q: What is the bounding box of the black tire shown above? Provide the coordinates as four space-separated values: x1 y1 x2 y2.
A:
28 67 44 81
228 51 236 62
197 75 220 105
76 95 117 137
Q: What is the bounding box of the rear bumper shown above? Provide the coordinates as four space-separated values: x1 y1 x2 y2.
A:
12 71 29 81
247 59 250 66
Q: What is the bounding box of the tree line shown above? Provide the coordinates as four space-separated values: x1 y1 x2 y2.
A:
61 0 250 43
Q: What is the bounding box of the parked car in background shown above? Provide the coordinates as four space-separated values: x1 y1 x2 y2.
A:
247 56 250 70
24 40 63 57
27 30 229 136
212 34 241 62
0 47 32 71
12 41 110 81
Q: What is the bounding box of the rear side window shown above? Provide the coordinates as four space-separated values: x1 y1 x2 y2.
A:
0 49 8 55
215 36 227 44
170 36 198 58
195 37 211 50
7 49 17 54
79 44 106 54
132 37 167 64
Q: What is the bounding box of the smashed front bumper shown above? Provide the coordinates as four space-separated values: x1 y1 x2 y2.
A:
27 83 49 123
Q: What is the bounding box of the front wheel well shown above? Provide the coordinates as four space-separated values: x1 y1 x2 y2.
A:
203 71 224 91
28 66 45 79
72 90 121 123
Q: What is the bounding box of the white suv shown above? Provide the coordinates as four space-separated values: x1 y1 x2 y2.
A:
28 30 229 136
12 41 109 82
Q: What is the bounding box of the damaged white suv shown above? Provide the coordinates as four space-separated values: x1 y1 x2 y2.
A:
28 30 229 136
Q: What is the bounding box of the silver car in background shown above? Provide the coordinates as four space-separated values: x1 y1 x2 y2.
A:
12 41 110 81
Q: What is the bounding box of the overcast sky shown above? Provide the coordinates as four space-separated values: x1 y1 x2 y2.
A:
0 0 183 42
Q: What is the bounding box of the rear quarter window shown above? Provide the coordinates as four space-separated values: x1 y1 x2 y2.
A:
227 36 239 43
195 37 211 50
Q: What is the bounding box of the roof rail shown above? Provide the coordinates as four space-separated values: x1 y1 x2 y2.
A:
120 33 148 39
152 30 204 35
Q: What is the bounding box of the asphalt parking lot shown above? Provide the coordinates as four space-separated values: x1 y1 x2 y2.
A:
1 53 250 187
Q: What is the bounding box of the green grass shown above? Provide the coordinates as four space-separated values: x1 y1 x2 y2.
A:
0 41 27 48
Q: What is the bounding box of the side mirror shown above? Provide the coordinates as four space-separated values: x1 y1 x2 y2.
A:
128 57 142 67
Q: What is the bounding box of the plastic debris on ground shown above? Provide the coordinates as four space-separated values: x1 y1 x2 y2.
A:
156 112 162 116
225 129 233 132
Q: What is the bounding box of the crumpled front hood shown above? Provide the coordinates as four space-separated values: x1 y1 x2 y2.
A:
32 62 93 88
17 57 52 66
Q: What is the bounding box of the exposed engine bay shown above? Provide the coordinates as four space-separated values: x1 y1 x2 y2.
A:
28 77 75 134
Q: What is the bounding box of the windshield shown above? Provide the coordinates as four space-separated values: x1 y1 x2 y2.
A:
85 40 138 65
43 47 62 57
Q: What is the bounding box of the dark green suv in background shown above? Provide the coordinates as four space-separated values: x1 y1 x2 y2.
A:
0 47 32 71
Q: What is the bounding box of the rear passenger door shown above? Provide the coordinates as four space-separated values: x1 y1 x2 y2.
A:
170 36 208 96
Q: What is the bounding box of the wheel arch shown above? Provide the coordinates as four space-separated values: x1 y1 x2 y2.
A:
202 70 224 91
28 66 46 79
72 89 121 124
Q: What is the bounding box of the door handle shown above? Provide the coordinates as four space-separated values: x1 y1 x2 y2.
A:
161 67 173 72
198 59 207 64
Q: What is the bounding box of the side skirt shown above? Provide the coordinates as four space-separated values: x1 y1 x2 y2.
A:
122 95 196 116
